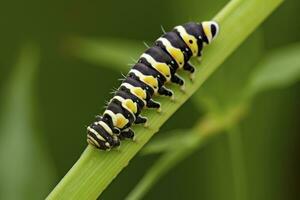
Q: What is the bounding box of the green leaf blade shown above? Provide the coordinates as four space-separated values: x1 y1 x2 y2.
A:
69 37 144 72
0 43 56 199
248 43 300 96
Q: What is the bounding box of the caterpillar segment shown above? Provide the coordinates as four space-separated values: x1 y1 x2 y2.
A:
131 61 173 98
87 21 219 150
121 79 161 109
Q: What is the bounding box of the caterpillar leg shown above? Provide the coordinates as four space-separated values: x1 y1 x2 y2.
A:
183 62 196 80
147 99 161 112
171 74 184 86
171 74 186 91
120 128 135 140
135 115 149 127
183 62 195 73
158 86 173 97
111 127 121 135
158 86 175 101
135 115 147 124
112 135 120 147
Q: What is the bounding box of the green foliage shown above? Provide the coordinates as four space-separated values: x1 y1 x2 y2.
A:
46 0 284 199
0 44 56 199
68 37 144 71
1 0 300 199
247 43 300 97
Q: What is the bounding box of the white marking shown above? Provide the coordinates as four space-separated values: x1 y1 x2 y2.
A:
87 126 106 141
105 142 110 147
104 110 117 126
202 21 219 43
113 95 125 102
120 83 147 104
99 121 113 136
140 53 171 81
175 25 198 56
87 135 100 147
157 37 184 68
104 110 131 128
113 135 119 142
129 69 158 93
132 136 136 142
112 95 136 119
121 82 134 90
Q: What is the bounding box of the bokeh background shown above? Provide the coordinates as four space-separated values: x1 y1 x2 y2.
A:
0 0 299 199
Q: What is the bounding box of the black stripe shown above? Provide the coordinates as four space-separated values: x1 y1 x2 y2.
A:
144 46 177 72
89 123 114 145
211 24 217 38
87 131 109 150
162 31 192 61
107 99 135 128
132 63 166 87
115 89 144 115
88 126 109 150
155 40 179 71
198 24 209 45
123 75 154 96
138 57 168 82
182 22 205 53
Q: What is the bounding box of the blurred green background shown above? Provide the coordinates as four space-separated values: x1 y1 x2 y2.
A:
0 0 299 199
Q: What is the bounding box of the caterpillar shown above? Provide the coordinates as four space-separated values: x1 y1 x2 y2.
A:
87 21 219 150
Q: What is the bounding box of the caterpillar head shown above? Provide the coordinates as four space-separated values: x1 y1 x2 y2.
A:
201 21 219 44
87 118 119 150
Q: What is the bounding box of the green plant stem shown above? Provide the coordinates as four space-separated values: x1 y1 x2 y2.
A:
47 0 283 199
227 126 248 200
126 104 247 200
125 148 190 200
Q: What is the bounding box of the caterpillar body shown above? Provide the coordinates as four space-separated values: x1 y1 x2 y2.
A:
87 21 219 150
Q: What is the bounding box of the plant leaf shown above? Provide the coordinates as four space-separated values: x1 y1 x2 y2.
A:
141 130 199 155
125 148 193 200
247 43 300 97
0 43 56 199
68 37 144 72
